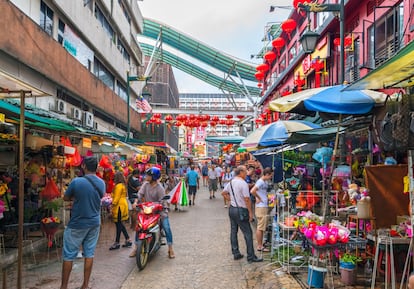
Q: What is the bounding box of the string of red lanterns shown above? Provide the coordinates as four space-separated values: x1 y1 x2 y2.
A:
147 113 242 129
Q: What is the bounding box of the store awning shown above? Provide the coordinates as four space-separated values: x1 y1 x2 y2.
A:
346 41 414 90
205 135 245 144
144 141 177 153
11 118 75 132
0 100 76 131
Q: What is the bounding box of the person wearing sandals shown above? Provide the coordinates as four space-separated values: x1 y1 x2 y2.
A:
109 171 132 250
130 167 175 259
61 156 105 289
250 167 273 253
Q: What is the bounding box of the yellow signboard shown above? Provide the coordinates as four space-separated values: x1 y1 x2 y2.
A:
0 113 4 123
82 138 92 149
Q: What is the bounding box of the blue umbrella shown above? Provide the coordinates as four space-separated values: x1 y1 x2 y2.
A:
240 120 321 150
269 84 388 115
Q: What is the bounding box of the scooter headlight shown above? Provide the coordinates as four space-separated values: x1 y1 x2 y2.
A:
143 205 153 214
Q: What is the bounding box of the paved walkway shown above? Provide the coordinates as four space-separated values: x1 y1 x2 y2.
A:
120 185 301 289
0 186 303 289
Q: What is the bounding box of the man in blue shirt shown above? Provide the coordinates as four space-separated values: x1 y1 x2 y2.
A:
186 165 200 206
61 156 105 289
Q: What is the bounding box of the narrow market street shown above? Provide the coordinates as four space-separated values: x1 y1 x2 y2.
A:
2 185 302 289
119 185 291 289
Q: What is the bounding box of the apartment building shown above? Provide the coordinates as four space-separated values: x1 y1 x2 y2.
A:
1 0 144 137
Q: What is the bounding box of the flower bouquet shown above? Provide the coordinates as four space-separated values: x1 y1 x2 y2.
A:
41 216 61 248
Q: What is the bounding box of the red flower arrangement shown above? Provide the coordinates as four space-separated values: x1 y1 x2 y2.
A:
41 217 61 248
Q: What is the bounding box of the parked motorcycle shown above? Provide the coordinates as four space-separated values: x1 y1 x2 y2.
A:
134 195 170 270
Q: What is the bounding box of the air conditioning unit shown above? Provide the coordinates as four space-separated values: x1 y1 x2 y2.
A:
56 100 66 114
83 112 94 128
71 108 82 121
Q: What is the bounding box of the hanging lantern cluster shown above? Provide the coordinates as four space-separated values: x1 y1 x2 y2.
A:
164 114 173 122
255 62 270 82
147 113 162 126
281 19 297 39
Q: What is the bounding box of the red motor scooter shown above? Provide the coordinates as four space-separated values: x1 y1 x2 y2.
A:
134 195 169 270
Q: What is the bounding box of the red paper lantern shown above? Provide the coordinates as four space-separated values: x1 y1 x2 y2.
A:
271 37 285 54
218 119 226 125
212 116 219 122
174 121 182 127
225 114 233 119
333 38 341 47
203 115 211 121
210 121 217 127
153 113 161 119
264 51 277 63
237 115 245 120
165 115 173 121
226 119 235 126
258 83 263 88
189 114 196 120
281 19 297 38
256 63 269 72
255 71 265 81
200 122 208 128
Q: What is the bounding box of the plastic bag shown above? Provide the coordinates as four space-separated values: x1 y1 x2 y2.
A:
40 178 61 201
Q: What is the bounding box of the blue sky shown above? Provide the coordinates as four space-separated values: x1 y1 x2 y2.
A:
138 0 291 93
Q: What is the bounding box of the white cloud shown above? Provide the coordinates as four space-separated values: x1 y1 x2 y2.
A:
139 0 291 93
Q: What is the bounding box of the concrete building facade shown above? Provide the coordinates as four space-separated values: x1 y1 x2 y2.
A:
1 0 145 137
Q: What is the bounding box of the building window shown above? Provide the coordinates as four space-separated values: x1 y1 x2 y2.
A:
58 19 65 44
40 1 54 36
372 4 403 67
117 82 128 102
288 45 297 65
94 5 114 40
118 0 131 24
117 38 130 64
94 58 115 90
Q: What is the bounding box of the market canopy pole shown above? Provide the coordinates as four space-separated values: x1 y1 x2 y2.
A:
17 90 26 289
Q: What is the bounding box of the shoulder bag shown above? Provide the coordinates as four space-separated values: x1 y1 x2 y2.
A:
84 175 104 197
229 181 249 222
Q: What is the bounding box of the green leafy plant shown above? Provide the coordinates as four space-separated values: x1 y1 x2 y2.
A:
42 197 63 213
340 253 362 265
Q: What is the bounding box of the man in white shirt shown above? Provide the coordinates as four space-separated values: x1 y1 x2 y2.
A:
221 165 263 263
208 165 218 199
250 167 274 252
214 165 223 188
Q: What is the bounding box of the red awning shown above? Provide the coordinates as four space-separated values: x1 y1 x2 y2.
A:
144 142 168 148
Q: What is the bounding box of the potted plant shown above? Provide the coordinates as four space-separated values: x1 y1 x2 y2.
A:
339 253 361 285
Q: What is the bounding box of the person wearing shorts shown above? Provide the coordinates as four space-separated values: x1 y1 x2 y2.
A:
208 164 218 199
186 165 200 206
250 167 273 252
61 156 105 289
201 162 209 187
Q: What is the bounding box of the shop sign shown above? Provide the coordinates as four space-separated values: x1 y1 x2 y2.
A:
303 54 312 74
0 113 4 123
82 137 92 149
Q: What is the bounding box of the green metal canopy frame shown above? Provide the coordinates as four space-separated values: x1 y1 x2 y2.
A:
141 18 261 97
140 43 260 96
